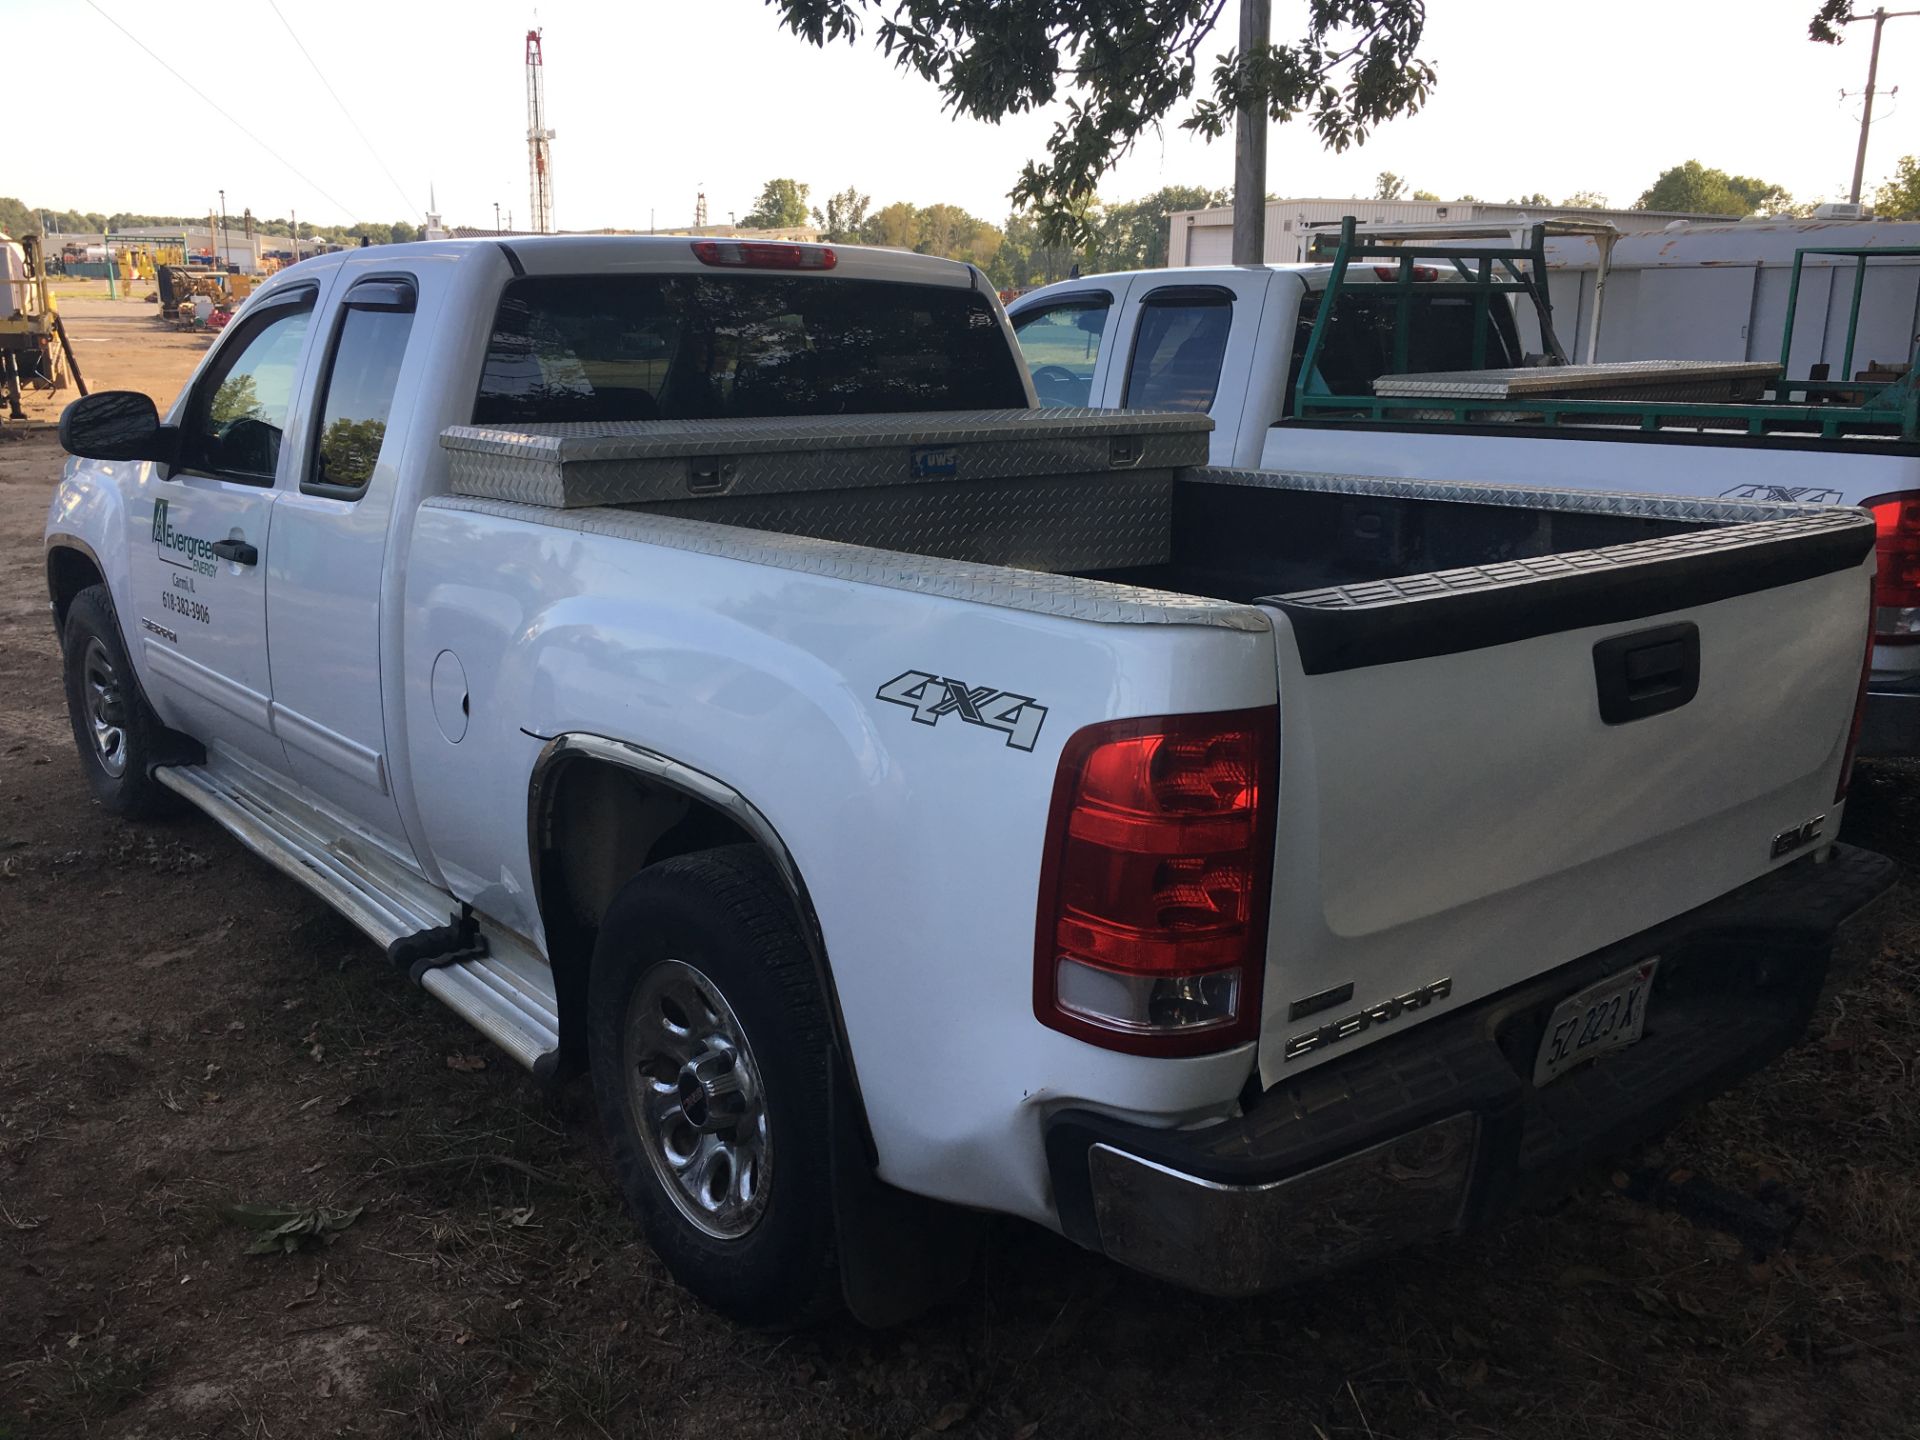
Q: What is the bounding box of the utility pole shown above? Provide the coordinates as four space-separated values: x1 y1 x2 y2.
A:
494 201 501 235
218 189 229 271
1844 7 1919 205
290 207 297 263
1232 0 1270 264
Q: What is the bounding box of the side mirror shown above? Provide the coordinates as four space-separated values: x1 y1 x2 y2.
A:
58 391 178 464
1075 308 1107 334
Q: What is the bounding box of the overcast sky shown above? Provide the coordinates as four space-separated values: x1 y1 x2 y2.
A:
12 0 1912 231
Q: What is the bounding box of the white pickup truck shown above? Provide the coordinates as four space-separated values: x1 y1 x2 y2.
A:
47 236 1893 1327
1010 246 1920 756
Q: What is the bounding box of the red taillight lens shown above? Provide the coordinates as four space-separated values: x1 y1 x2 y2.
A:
1837 578 1876 803
690 240 837 270
1034 709 1277 1056
1372 264 1438 281
1864 491 1920 643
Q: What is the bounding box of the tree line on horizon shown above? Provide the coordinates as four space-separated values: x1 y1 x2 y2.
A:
4 155 1915 287
0 197 423 251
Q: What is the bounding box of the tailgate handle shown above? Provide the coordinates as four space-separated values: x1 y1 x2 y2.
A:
1593 622 1700 725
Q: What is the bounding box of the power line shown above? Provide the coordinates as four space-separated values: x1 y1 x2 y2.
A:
264 0 421 221
80 0 359 222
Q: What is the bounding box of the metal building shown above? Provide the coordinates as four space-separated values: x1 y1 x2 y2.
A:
1165 197 1725 266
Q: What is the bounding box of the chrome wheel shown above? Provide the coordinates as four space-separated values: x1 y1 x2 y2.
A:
81 637 129 778
624 959 771 1240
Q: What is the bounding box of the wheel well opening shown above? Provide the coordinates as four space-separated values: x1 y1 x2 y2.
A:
534 755 756 1064
47 546 104 632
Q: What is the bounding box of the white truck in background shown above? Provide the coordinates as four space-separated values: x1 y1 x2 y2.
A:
46 235 1892 1327
1009 226 1920 756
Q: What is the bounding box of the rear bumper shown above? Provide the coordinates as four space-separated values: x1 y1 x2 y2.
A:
1045 844 1896 1297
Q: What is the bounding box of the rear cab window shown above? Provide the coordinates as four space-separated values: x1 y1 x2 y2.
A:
1122 287 1233 413
1281 287 1523 419
1011 292 1112 408
474 273 1028 423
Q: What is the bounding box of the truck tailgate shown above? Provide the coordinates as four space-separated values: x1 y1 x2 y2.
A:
1257 506 1874 1087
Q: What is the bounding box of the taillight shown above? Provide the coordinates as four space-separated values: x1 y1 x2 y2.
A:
1034 709 1277 1056
1863 491 1920 643
1372 264 1438 281
690 240 837 270
1837 578 1876 803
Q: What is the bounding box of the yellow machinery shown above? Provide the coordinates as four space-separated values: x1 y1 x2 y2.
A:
1 234 85 419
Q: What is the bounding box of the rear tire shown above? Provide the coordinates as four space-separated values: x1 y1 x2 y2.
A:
60 585 178 819
588 845 840 1327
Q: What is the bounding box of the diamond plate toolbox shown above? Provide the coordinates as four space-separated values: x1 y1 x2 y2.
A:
439 407 1213 509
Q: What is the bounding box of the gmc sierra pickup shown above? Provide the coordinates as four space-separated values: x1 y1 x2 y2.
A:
48 235 1892 1326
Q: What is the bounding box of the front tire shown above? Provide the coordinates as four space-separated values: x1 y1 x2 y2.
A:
60 585 177 818
588 845 839 1327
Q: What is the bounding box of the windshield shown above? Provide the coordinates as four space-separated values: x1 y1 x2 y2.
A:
474 273 1028 424
1283 287 1523 416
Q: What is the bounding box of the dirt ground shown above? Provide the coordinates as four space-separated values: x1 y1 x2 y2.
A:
4 288 1920 1440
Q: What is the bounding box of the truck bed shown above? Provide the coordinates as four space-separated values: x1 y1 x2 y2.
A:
425 407 1877 1097
442 413 1863 623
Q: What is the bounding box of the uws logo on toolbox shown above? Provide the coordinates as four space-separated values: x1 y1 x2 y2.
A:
876 671 1048 752
152 498 219 577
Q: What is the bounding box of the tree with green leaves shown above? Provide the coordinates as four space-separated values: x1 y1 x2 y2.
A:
766 0 1436 243
915 203 1003 265
1507 192 1552 207
1634 161 1794 217
859 200 922 249
1561 188 1608 209
812 187 872 242
1092 184 1227 271
1875 156 1920 219
0 197 35 236
741 178 813 230
1410 188 1440 202
989 211 1087 289
1374 172 1406 201
1808 1 1852 41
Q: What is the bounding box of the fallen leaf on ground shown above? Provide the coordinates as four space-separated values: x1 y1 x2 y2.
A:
446 1054 487 1072
929 1402 969 1432
221 1201 365 1255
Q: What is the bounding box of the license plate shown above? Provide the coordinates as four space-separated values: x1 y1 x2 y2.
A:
1533 958 1659 1087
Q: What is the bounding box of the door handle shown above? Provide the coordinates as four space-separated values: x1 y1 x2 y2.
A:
211 537 258 566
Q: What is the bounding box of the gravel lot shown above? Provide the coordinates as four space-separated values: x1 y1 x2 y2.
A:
3 287 1919 1439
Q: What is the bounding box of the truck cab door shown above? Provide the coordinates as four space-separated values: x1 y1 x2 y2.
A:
1104 273 1269 465
128 285 317 772
264 273 422 857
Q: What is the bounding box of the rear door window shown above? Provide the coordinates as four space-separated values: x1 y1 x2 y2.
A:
474 273 1028 423
1122 289 1232 413
1011 294 1111 408
305 278 417 497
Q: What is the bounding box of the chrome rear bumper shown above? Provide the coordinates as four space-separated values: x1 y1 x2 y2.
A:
1046 845 1896 1296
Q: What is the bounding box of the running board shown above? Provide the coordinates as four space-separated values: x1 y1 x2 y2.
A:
154 763 561 1075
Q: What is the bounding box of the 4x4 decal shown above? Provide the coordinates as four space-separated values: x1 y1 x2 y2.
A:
876 671 1048 752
